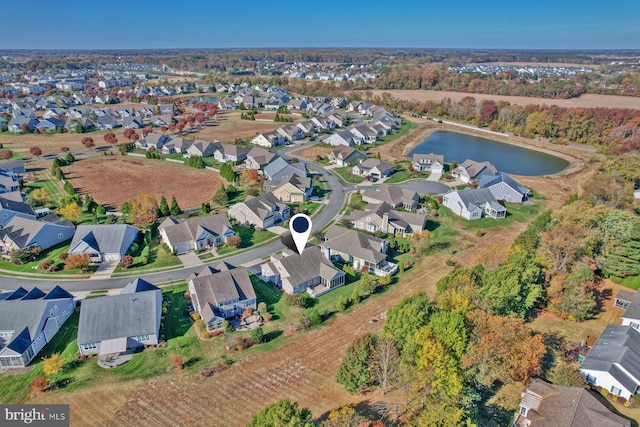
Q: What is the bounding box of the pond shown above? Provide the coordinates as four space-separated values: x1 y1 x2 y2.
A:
408 131 569 176
189 96 219 104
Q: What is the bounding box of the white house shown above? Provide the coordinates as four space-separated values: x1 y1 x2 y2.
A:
442 188 506 220
580 325 640 400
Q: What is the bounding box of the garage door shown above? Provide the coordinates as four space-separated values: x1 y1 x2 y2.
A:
175 242 192 255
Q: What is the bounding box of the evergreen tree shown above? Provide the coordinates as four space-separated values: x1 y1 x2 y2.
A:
336 333 375 394
159 195 170 216
170 195 182 215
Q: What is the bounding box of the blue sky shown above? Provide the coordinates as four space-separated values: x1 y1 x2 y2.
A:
1 0 638 50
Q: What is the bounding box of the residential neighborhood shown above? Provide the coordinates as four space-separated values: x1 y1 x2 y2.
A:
0 43 637 427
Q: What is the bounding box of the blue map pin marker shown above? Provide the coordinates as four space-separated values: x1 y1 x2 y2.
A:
290 213 312 255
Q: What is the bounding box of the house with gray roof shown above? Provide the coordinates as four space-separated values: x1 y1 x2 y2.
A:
261 246 345 297
320 225 397 276
263 175 313 203
0 216 74 253
159 214 235 255
580 325 640 400
411 153 445 173
452 159 498 184
442 188 507 220
161 136 194 154
228 192 290 229
479 172 530 203
328 146 368 166
277 124 305 142
349 202 425 237
251 131 286 148
69 224 139 262
620 290 640 331
514 378 631 427
349 125 380 144
77 278 162 356
186 140 220 158
0 285 75 368
352 158 394 179
263 157 308 181
326 130 355 147
0 198 36 227
0 159 26 176
245 147 279 170
361 184 419 210
213 144 250 163
0 170 20 194
188 262 257 332
136 133 171 151
7 116 39 133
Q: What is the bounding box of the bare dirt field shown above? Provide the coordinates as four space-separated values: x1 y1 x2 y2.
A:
360 89 640 110
63 157 223 210
291 145 334 161
187 110 296 143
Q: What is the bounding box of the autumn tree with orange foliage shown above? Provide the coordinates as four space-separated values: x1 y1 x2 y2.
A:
462 309 546 387
64 254 91 271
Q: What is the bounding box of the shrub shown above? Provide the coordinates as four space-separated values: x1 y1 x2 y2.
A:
226 235 241 249
120 255 133 268
172 355 184 370
283 293 310 308
38 259 53 270
250 327 264 344
257 302 267 313
476 229 484 237
59 252 69 261
600 388 609 398
30 376 48 393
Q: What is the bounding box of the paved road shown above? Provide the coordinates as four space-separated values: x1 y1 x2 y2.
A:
0 140 348 292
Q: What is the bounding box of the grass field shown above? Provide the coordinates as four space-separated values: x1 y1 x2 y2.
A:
437 200 541 231
112 237 181 274
216 225 277 256
333 166 364 184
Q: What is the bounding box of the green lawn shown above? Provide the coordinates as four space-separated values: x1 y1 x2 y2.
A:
613 275 640 290
0 242 95 275
161 285 193 341
437 201 541 230
250 274 282 312
287 202 321 217
216 225 277 255
113 237 181 274
333 166 364 184
371 120 417 147
384 169 413 184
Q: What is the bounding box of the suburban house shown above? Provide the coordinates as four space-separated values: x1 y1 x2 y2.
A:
287 99 307 110
311 116 336 132
328 146 368 166
263 175 313 202
0 170 20 194
0 198 37 227
136 133 171 151
251 131 286 148
0 285 75 368
213 144 250 163
228 192 290 229
297 120 317 135
320 225 397 276
187 262 257 332
263 157 308 181
121 117 143 129
77 278 162 356
442 188 507 220
0 216 75 253
479 172 530 203
158 103 176 115
352 158 394 179
513 378 631 427
159 214 235 255
8 117 39 132
325 131 355 147
261 246 345 297
277 124 305 142
94 115 118 130
411 153 445 173
162 136 194 154
149 114 172 127
349 125 380 144
69 224 139 262
361 184 420 210
245 147 279 170
217 100 237 111
580 325 640 400
185 140 219 158
0 160 26 175
349 202 425 237
452 159 498 184
619 290 640 331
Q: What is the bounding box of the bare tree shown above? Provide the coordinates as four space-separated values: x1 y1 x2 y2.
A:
370 335 399 395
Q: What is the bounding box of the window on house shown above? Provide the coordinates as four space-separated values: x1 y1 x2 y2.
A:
83 342 97 350
136 334 150 342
